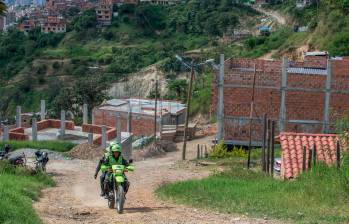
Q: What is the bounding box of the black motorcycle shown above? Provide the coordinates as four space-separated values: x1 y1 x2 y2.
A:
34 151 49 172
8 152 27 166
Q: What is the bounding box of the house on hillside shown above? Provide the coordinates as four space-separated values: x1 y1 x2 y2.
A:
17 19 36 33
96 2 112 26
41 16 66 33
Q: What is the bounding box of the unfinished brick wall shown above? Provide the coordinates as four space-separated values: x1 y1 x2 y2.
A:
37 119 75 131
81 124 116 145
212 56 349 145
93 109 156 137
9 127 29 141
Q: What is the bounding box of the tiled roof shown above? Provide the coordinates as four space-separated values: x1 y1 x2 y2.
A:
279 132 346 179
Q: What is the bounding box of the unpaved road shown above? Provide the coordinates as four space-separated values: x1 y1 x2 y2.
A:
253 6 286 25
34 137 276 224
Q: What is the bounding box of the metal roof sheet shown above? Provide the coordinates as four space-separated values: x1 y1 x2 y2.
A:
287 67 327 75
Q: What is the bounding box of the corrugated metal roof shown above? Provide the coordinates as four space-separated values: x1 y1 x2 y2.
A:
287 67 327 75
305 51 328 56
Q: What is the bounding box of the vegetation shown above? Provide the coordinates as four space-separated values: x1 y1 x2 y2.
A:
0 0 259 119
0 161 55 224
0 140 76 152
266 0 349 56
157 153 349 223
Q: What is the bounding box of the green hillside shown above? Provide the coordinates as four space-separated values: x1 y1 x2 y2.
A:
0 1 259 120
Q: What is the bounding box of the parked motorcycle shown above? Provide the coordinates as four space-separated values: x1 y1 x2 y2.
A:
0 144 11 160
8 152 26 166
105 164 134 214
34 151 49 172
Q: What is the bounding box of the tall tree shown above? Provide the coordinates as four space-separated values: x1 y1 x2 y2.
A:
0 0 6 15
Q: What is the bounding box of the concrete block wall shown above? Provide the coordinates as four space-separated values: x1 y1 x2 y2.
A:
212 57 349 145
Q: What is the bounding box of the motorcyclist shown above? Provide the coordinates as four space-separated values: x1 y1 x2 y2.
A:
94 143 130 197
35 150 49 166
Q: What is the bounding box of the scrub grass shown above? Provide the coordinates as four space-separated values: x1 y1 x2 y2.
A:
157 154 349 223
0 162 55 224
0 140 76 152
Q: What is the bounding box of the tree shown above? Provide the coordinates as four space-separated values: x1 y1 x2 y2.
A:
135 4 167 34
0 0 6 16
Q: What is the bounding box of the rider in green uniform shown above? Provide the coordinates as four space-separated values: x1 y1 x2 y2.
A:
94 142 130 197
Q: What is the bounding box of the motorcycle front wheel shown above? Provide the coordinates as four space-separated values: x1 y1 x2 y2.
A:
115 185 125 214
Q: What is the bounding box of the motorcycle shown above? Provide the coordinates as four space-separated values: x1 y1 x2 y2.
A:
0 150 9 160
105 164 134 214
8 152 26 167
34 151 49 172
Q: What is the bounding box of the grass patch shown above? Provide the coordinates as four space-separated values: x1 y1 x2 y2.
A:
0 162 55 224
157 155 349 223
0 141 76 152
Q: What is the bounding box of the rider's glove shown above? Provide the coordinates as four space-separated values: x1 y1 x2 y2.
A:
94 173 97 179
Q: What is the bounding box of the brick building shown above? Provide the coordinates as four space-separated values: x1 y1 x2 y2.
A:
41 16 66 33
17 19 36 33
211 52 349 146
96 2 112 26
93 98 186 137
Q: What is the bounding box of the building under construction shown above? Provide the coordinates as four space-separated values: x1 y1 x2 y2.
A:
212 52 349 146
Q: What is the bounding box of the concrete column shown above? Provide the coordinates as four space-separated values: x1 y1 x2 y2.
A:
3 126 9 141
279 57 288 132
60 110 65 137
32 117 37 141
217 54 225 142
91 109 95 124
16 106 21 128
127 104 132 133
323 59 332 133
83 103 88 124
88 133 93 145
116 113 121 143
40 100 45 121
101 125 107 148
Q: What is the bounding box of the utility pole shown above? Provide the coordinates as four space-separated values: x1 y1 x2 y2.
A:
154 78 158 142
217 54 225 142
182 64 195 160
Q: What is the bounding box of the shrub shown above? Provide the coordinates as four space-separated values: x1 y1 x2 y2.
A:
209 141 247 158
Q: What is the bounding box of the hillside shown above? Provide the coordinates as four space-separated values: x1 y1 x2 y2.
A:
264 0 349 57
0 1 260 121
2 0 349 122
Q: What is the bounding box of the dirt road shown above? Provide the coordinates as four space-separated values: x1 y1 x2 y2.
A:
253 6 286 25
34 137 275 224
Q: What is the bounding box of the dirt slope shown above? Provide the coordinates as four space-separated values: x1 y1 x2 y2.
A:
34 137 277 224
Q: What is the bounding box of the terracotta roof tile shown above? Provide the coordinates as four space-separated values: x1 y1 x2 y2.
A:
278 132 346 179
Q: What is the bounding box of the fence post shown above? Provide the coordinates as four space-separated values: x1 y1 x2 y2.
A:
308 149 313 170
262 114 267 172
266 119 271 174
16 106 21 128
60 110 65 137
302 146 307 172
200 145 203 159
32 117 37 141
270 120 275 176
204 145 208 158
101 126 107 149
336 141 341 169
312 145 317 167
3 126 9 141
83 103 88 124
197 144 200 159
88 133 93 145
